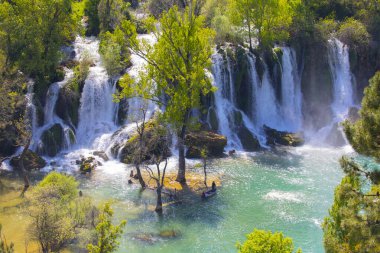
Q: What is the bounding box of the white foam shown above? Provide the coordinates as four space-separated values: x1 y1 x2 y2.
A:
263 190 304 203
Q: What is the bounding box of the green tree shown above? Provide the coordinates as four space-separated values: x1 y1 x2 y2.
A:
227 0 300 49
87 202 126 253
324 72 380 253
85 0 101 36
344 72 380 160
118 5 215 183
98 0 129 33
27 172 95 253
237 229 302 253
322 157 380 253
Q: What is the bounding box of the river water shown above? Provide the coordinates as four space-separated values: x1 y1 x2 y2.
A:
74 145 351 253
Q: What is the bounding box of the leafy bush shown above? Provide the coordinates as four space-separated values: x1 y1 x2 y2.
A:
337 18 370 50
237 229 302 253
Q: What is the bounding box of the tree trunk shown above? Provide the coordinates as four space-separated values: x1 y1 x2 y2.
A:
155 186 163 213
203 158 207 188
176 125 187 183
135 164 146 188
19 138 31 196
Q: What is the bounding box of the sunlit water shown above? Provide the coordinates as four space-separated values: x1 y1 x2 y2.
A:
66 145 352 253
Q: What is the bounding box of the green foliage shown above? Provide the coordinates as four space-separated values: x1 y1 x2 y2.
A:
69 52 94 92
99 26 131 76
337 18 370 50
227 0 300 48
322 157 380 253
0 224 14 253
85 0 101 36
314 18 338 42
98 0 130 33
236 229 302 253
118 6 215 130
344 72 380 160
28 172 95 253
87 202 126 253
0 0 75 78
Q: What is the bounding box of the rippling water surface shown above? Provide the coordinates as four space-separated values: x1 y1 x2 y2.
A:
77 145 352 253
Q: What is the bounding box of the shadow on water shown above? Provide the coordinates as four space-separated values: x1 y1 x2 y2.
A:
252 149 303 170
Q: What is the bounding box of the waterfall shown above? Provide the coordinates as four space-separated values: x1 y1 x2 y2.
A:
212 53 242 149
310 39 355 145
26 80 37 139
328 38 354 121
44 69 74 125
76 37 117 146
280 47 302 132
247 55 281 130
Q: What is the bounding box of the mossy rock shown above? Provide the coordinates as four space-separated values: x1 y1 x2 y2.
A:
40 124 64 157
10 150 46 170
185 131 227 158
119 120 171 164
264 125 304 147
0 124 19 158
56 87 80 127
79 156 97 174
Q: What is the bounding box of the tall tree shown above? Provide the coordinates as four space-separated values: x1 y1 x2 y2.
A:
344 72 380 160
118 3 215 183
323 71 380 253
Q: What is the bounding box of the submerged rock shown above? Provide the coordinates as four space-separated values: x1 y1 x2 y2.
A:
40 124 64 157
185 131 227 158
10 150 46 170
79 156 97 174
264 125 304 147
158 229 181 239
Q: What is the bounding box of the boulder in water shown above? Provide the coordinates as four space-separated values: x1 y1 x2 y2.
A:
119 120 171 164
10 150 46 170
40 124 65 157
79 156 97 174
56 87 81 128
185 131 227 158
264 125 304 147
93 151 109 161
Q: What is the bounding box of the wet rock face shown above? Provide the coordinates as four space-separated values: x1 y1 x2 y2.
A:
237 125 261 151
93 151 109 161
185 131 227 158
56 87 80 128
40 124 64 157
0 125 19 158
10 150 46 170
264 125 304 147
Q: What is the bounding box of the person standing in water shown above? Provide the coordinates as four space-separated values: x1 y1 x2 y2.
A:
212 181 216 191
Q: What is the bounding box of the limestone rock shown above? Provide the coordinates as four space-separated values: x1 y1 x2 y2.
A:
10 150 46 170
185 131 227 158
264 125 304 147
40 124 65 157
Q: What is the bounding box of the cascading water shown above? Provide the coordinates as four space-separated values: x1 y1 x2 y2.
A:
44 69 74 125
26 80 37 139
328 38 354 121
280 47 302 132
311 38 355 145
211 53 242 149
75 37 117 147
247 55 281 130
